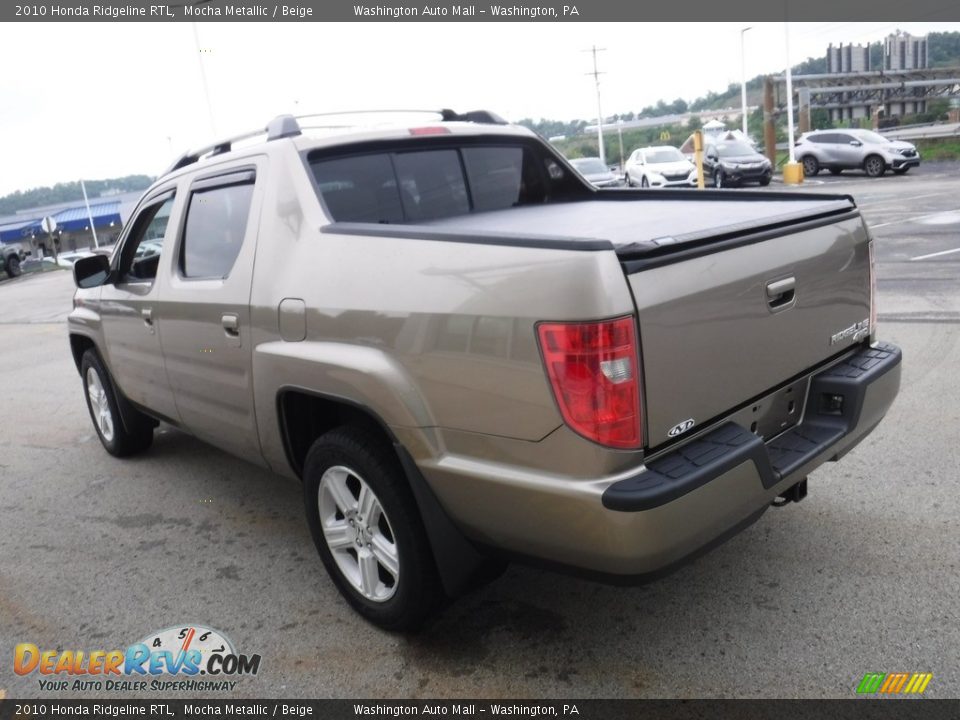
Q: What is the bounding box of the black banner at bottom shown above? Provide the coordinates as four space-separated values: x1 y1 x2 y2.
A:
2 699 960 720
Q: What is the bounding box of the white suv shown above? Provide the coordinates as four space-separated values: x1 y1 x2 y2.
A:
624 146 696 188
795 129 920 178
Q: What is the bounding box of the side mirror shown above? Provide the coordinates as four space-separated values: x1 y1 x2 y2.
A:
609 165 619 173
850 140 862 147
706 153 718 161
73 254 111 289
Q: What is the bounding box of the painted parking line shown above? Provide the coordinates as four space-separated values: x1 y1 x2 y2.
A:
911 246 960 261
858 191 957 208
871 210 960 229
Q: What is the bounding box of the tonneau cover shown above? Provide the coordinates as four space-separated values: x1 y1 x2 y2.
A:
420 194 856 252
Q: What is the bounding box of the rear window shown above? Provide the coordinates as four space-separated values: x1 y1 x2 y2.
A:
309 142 572 224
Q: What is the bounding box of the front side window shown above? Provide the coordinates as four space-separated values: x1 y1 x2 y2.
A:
180 182 254 279
118 195 175 282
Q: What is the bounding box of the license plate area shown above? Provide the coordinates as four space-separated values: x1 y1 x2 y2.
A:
727 377 810 441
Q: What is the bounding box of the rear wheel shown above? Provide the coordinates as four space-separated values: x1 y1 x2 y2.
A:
5 255 21 278
625 174 634 187
303 426 444 631
801 155 820 177
864 155 886 178
81 350 154 457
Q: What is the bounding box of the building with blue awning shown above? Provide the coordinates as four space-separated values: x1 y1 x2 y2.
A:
0 191 140 254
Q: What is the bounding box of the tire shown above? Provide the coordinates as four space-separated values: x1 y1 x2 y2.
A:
759 175 771 187
893 167 910 175
303 426 444 631
829 168 843 176
625 175 634 187
864 155 886 178
713 169 724 188
640 176 649 188
5 255 22 278
81 349 154 457
801 155 820 177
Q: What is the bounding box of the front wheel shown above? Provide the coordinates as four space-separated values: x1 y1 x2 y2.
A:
713 169 724 188
864 155 886 178
640 176 649 188
303 427 443 631
5 255 21 278
801 155 820 177
81 350 154 457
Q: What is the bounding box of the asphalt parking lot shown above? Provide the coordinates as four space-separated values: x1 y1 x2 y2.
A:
1 162 958 699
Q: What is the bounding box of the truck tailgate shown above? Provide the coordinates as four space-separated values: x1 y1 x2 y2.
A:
626 213 871 449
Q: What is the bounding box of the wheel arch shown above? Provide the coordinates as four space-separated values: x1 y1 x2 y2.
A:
276 387 490 597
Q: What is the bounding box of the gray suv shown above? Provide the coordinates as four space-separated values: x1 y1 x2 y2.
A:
795 129 920 178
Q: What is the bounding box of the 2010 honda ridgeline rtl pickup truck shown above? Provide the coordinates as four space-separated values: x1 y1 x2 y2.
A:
68 111 901 630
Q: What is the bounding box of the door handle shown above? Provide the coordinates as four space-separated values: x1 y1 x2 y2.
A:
221 313 240 336
141 308 155 333
766 277 796 309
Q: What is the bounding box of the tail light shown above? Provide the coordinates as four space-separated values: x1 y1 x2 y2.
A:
868 240 877 338
537 316 642 449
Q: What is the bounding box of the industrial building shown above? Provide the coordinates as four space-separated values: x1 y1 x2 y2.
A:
822 31 930 121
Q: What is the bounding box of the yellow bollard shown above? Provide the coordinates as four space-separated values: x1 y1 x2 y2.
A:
693 130 705 189
782 161 804 185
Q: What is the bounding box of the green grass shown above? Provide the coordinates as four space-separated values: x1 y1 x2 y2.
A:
914 137 960 161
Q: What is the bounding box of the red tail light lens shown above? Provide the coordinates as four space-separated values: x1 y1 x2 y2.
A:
537 317 642 449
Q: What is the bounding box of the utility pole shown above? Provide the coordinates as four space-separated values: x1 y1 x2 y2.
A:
584 45 607 165
740 27 752 137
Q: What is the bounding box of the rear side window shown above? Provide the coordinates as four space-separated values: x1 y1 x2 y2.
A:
310 142 576 224
181 182 254 279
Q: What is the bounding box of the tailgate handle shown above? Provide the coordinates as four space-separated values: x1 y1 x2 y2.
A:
766 277 796 309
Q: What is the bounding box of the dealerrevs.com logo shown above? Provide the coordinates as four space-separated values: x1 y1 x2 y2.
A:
14 625 261 692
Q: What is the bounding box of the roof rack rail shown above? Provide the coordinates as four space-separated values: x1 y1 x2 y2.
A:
162 109 509 175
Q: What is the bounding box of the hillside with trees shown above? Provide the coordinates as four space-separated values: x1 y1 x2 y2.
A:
0 175 154 216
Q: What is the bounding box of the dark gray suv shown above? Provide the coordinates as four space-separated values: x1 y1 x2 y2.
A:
795 129 920 178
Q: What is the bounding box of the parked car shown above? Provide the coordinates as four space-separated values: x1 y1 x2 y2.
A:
1 245 23 278
795 129 920 178
56 250 95 267
624 146 696 188
20 256 58 273
569 157 622 188
703 140 773 187
68 110 901 630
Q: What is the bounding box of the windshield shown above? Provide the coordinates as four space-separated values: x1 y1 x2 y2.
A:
644 148 684 164
571 158 609 175
854 130 890 144
717 142 756 157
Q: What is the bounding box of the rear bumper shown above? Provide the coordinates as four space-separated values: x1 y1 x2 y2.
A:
418 341 901 579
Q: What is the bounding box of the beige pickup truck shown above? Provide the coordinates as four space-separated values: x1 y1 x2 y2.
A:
68 111 901 630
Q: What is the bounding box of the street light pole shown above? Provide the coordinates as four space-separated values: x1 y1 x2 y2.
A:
740 26 752 137
584 45 607 165
785 21 796 163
